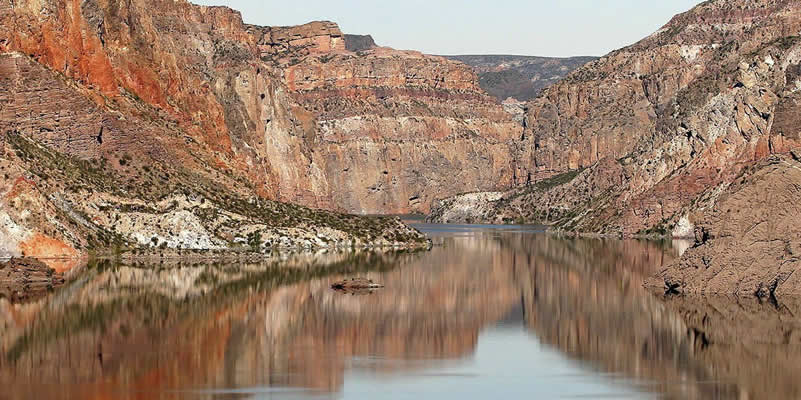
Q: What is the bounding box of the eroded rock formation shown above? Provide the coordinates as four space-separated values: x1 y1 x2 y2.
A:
651 155 801 296
2 0 533 257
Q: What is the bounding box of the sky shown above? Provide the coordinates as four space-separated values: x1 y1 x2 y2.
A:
191 0 702 57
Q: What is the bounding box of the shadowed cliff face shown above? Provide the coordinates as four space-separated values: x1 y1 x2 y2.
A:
5 230 800 399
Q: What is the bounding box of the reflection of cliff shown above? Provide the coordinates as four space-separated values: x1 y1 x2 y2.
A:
663 296 801 400
0 251 412 400
511 235 737 400
4 233 801 399
0 238 521 398
249 236 521 390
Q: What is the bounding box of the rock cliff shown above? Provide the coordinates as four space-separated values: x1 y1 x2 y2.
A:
651 154 801 297
432 0 801 239
0 0 525 257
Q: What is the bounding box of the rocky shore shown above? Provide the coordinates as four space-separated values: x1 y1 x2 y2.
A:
650 154 801 297
0 257 65 302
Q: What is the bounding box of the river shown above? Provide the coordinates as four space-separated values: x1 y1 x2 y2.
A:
2 224 801 399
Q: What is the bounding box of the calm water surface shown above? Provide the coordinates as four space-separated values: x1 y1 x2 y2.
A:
2 224 801 399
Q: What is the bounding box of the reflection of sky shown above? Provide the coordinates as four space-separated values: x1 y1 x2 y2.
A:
340 324 654 400
192 305 656 400
409 223 547 237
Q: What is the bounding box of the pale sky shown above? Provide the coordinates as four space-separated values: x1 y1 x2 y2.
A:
191 0 702 57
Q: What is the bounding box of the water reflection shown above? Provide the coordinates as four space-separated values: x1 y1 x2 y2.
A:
2 228 801 399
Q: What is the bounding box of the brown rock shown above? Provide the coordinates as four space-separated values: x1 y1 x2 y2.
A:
651 155 801 296
330 277 384 290
433 0 801 237
0 257 65 302
1 0 519 220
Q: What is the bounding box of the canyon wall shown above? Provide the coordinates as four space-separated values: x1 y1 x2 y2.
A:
433 0 801 238
0 0 520 216
0 0 522 256
652 154 801 297
446 55 597 102
281 46 520 213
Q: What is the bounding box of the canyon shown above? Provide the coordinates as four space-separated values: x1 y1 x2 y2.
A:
427 0 801 295
2 0 800 295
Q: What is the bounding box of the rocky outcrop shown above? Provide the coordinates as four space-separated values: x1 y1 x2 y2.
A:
0 257 64 302
0 0 528 257
260 21 346 59
446 55 597 101
651 155 801 296
344 34 377 52
0 0 526 263
433 0 801 238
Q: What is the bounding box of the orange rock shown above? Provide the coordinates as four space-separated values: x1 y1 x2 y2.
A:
19 233 79 262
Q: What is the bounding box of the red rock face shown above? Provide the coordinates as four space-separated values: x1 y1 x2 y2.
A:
0 0 520 216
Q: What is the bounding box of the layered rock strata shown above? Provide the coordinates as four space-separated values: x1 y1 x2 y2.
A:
2 0 532 257
276 44 521 214
432 0 801 239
